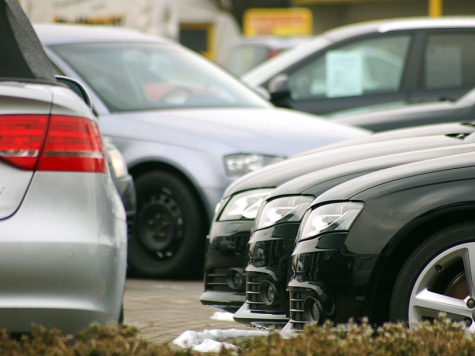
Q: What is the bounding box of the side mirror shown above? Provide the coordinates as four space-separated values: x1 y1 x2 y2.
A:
268 74 290 98
253 86 271 100
55 75 94 110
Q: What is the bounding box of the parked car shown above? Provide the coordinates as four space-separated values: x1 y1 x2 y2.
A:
0 0 127 333
223 36 309 76
104 137 136 236
35 24 369 278
200 125 475 312
242 18 475 116
234 141 475 328
56 75 136 235
286 150 475 330
327 86 475 132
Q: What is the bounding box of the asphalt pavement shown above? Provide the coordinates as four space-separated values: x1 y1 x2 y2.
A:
123 278 251 345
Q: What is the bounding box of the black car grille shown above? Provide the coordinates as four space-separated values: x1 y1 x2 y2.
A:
289 289 312 331
205 268 230 292
246 273 285 313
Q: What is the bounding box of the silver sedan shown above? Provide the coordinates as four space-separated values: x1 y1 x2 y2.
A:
36 24 369 279
0 0 127 334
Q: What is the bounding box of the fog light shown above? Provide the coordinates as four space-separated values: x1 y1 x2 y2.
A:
226 268 244 290
304 297 322 324
260 280 277 306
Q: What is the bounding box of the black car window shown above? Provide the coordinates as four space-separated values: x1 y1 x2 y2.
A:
424 34 475 90
287 35 410 100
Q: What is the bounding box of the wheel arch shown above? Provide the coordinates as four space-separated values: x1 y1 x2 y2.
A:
129 160 212 224
365 203 475 324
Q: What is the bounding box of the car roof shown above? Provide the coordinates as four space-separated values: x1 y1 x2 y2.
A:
1 0 56 83
34 23 176 46
242 16 475 85
324 17 475 42
232 36 310 49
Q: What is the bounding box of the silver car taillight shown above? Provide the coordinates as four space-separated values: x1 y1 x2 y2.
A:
0 114 105 172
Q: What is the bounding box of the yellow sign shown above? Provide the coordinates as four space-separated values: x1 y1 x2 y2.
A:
243 8 313 37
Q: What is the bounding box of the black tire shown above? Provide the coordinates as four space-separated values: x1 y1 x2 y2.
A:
390 221 475 326
118 303 124 324
127 171 205 278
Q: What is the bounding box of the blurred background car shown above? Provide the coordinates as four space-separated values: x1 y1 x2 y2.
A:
200 126 475 313
0 0 127 334
223 36 309 76
104 137 136 237
35 24 370 278
327 87 475 132
242 17 475 116
56 75 136 237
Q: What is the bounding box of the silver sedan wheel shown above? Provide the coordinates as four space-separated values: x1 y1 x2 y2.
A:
409 242 475 330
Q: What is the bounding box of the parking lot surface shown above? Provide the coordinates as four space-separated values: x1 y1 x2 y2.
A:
123 278 250 345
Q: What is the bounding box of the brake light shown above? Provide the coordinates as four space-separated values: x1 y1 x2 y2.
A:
39 115 105 172
0 115 48 170
0 114 105 173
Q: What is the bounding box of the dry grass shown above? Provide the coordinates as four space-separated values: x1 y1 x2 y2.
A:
0 315 474 355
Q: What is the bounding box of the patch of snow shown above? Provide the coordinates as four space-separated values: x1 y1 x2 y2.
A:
279 321 297 339
210 311 235 322
172 328 269 353
193 339 237 353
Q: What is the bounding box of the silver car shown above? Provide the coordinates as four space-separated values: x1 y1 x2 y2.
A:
36 24 370 278
0 0 127 334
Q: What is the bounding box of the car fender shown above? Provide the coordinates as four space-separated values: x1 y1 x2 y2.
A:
344 167 475 256
105 136 233 219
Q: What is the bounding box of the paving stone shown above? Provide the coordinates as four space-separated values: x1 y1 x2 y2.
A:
123 278 251 345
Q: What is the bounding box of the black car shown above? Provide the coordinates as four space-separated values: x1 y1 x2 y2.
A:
233 142 475 328
242 17 475 116
328 87 475 132
200 124 475 313
286 150 475 330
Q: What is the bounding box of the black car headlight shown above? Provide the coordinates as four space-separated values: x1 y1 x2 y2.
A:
255 195 314 230
218 189 273 221
298 202 364 241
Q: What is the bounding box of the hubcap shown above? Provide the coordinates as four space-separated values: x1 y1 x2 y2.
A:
136 190 184 259
409 242 475 330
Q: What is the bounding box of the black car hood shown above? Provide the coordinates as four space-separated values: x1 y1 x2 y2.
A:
223 134 472 198
314 150 475 204
269 143 475 198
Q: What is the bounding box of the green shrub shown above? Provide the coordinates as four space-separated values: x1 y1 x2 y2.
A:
0 315 474 355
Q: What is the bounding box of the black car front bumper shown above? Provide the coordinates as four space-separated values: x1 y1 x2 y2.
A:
234 223 301 328
201 219 254 312
287 233 380 330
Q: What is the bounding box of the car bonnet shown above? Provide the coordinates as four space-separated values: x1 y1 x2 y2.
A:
223 134 471 198
313 150 475 205
103 107 369 157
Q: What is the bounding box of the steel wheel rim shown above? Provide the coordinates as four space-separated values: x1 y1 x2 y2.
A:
136 190 184 260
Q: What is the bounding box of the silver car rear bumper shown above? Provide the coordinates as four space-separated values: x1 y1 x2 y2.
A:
0 171 127 333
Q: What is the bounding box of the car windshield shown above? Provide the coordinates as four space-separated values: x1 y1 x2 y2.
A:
51 42 272 112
